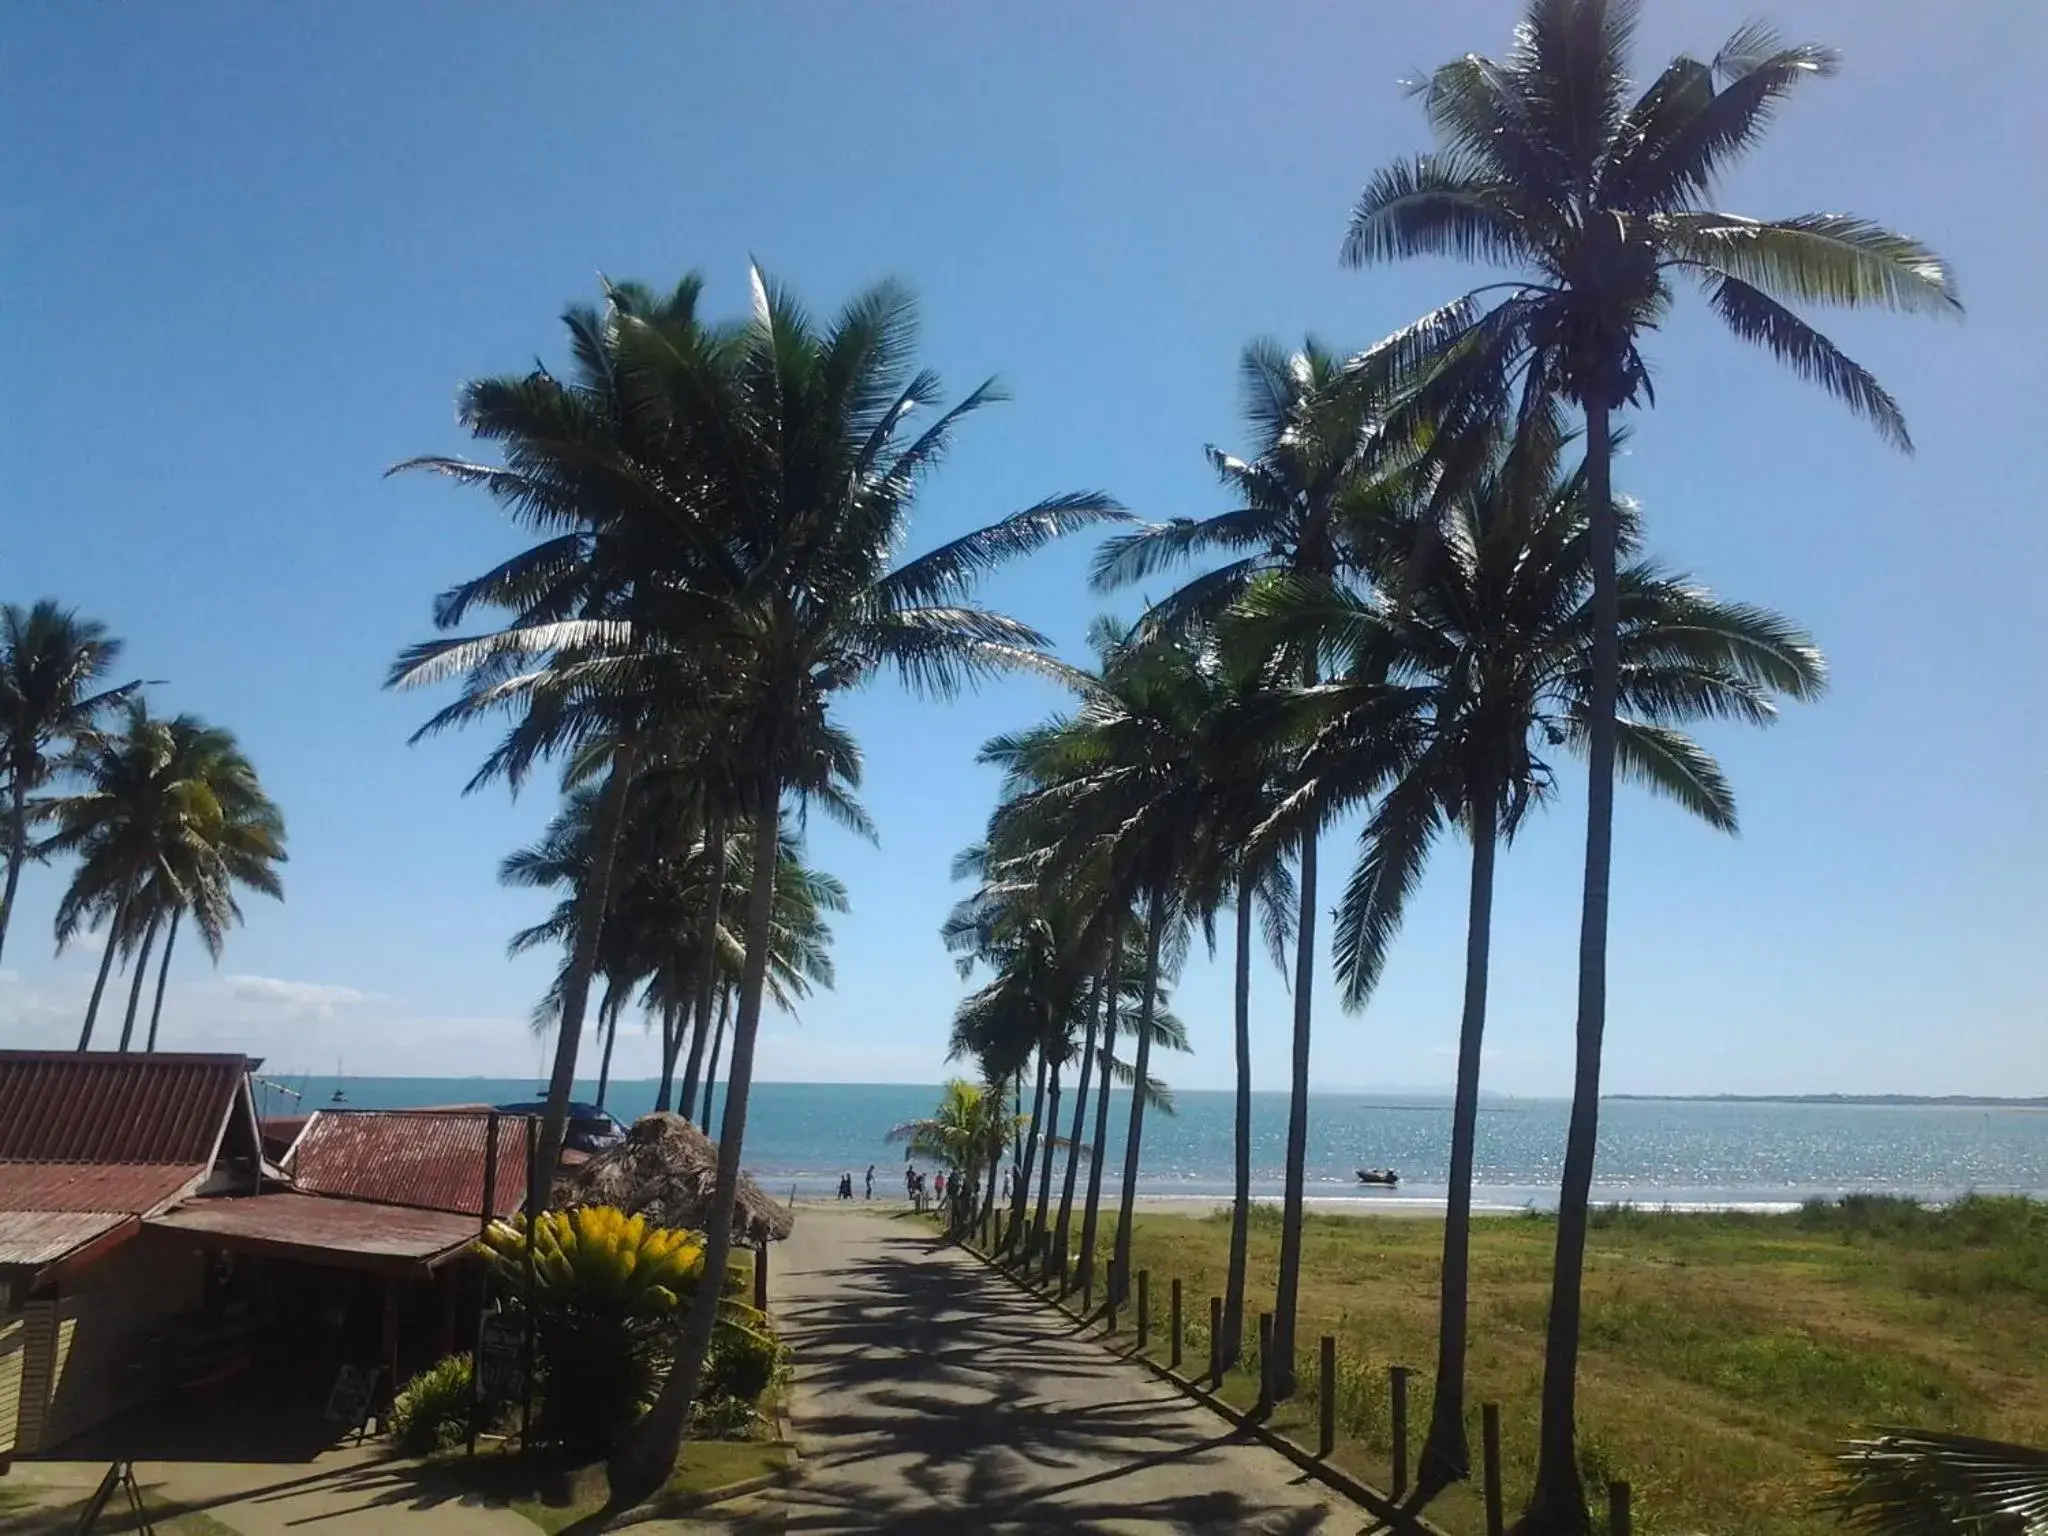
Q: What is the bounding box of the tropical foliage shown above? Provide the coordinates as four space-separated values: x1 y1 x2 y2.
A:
41 698 286 1052
385 8 1952 1512
476 1206 775 1453
1345 2 1953 1523
398 267 1120 1498
0 601 135 967
1828 1429 2048 1536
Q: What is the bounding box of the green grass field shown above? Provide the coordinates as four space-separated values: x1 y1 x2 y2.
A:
1045 1195 2048 1536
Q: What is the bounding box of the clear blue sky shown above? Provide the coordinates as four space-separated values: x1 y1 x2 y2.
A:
3 2 2041 1095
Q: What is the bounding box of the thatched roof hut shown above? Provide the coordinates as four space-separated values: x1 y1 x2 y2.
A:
555 1112 795 1245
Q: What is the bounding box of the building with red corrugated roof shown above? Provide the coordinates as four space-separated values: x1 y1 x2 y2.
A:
0 1052 533 1467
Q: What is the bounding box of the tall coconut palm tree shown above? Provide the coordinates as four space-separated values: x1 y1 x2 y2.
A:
390 275 741 1192
0 602 135 965
46 703 285 1051
503 779 845 1106
943 843 1100 1259
136 721 286 1052
1343 6 1956 1521
980 621 1220 1310
1091 344 1404 1391
1247 422 1825 1499
1174 641 1299 1370
608 269 1124 1506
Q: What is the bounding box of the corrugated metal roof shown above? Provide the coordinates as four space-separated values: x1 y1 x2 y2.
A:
0 1210 128 1267
0 1051 248 1163
0 1162 201 1215
287 1111 531 1218
147 1192 480 1270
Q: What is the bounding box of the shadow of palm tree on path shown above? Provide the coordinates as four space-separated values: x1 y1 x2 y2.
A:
706 1225 1343 1533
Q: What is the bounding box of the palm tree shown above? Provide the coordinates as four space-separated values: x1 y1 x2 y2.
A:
390 275 738 1193
0 602 135 965
889 1076 1021 1233
1174 642 1299 1370
943 842 1101 1260
607 268 1123 1506
1249 422 1825 1498
1091 342 1399 1391
45 703 285 1051
137 721 286 1052
1343 6 1956 1520
981 622 1222 1310
502 778 845 1108
1828 1428 2048 1536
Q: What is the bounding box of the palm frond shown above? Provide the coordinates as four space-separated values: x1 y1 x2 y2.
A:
1828 1428 2048 1536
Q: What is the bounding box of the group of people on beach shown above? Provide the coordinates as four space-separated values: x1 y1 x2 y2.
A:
829 1161 967 1215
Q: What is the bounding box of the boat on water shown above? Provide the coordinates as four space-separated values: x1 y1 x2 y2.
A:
1355 1168 1399 1188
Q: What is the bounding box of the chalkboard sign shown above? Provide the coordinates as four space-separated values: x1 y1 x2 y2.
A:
323 1364 378 1432
477 1314 526 1403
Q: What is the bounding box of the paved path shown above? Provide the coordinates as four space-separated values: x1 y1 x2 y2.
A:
704 1207 1364 1534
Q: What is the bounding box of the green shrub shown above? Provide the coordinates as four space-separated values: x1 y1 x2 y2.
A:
689 1394 758 1440
391 1355 473 1456
704 1311 785 1407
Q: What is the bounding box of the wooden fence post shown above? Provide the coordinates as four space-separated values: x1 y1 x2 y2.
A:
1482 1402 1505 1536
1390 1365 1410 1499
1169 1279 1183 1371
1255 1313 1274 1416
1318 1336 1337 1458
1609 1481 1632 1536
753 1243 768 1313
1209 1296 1223 1384
1137 1271 1150 1350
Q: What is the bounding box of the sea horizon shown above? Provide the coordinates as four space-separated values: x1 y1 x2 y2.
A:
256 1077 2048 1212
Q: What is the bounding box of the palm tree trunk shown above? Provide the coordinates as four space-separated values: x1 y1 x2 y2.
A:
0 779 27 966
677 809 728 1124
145 909 180 1052
699 988 731 1128
1031 1052 1061 1259
980 1143 1000 1236
1013 1071 1025 1186
77 894 129 1051
1008 1051 1047 1255
1223 870 1255 1369
117 913 161 1052
594 1002 620 1111
1527 401 1618 1535
1271 823 1318 1398
1416 793 1499 1500
534 741 639 1195
1053 970 1101 1285
611 776 782 1506
1074 920 1122 1296
1110 888 1166 1307
655 996 685 1113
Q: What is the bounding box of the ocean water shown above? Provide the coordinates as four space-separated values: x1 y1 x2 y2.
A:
258 1077 2048 1211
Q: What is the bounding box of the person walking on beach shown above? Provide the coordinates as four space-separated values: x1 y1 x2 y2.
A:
865 1164 875 1201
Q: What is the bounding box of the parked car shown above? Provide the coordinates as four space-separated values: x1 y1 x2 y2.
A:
493 1099 628 1153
